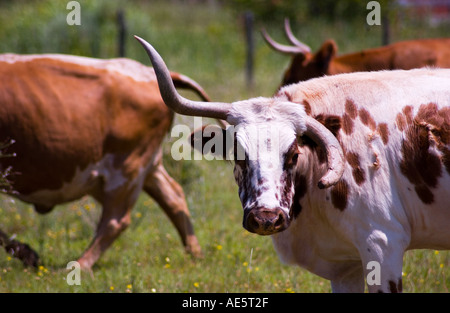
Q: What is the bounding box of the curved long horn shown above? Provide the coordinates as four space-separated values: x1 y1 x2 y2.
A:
261 28 306 55
303 116 345 189
134 35 231 121
283 19 311 53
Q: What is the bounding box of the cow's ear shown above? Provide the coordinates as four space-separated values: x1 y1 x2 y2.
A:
313 39 337 73
190 125 233 160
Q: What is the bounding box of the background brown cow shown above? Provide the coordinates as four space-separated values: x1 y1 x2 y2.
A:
263 19 450 88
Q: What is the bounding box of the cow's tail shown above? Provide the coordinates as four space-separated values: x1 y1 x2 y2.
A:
170 72 227 129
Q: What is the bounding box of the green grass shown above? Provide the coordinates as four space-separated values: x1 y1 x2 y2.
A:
0 0 449 293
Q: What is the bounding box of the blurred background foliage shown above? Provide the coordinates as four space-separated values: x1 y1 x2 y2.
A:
0 0 448 58
230 0 381 22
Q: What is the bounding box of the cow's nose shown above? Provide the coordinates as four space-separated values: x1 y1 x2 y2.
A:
243 207 289 235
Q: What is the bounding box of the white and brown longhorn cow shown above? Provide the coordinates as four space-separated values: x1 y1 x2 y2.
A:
0 53 210 269
136 36 450 292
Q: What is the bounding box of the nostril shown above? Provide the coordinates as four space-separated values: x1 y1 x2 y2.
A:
246 211 260 232
274 213 284 229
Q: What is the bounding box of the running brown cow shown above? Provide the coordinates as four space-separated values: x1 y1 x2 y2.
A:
262 19 450 89
0 53 210 269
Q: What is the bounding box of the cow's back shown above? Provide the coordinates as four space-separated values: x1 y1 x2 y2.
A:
331 38 450 74
0 55 172 203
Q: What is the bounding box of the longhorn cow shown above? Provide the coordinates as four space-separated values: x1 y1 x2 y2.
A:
136 36 450 292
0 53 210 269
262 19 450 89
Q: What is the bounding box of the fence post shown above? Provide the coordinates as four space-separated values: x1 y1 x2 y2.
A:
244 11 254 90
117 9 127 57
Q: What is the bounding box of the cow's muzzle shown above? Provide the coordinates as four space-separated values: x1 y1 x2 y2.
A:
243 207 290 235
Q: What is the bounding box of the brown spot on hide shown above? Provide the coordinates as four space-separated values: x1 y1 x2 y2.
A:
359 108 377 131
396 113 406 131
403 105 414 124
314 114 341 138
331 180 349 211
346 152 366 185
302 100 312 116
342 113 354 135
399 102 450 204
278 90 292 101
345 99 358 119
290 175 307 219
377 123 389 145
414 185 434 204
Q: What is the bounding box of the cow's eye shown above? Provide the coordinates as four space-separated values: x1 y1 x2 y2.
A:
292 153 299 163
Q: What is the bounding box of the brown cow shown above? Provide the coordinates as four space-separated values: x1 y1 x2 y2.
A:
262 19 450 88
0 53 210 269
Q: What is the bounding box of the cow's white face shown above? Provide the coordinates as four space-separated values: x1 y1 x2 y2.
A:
134 37 343 236
225 99 307 235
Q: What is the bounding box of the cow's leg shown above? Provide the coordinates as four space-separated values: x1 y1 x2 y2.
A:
77 186 138 270
0 229 39 267
144 163 202 258
330 263 365 293
360 237 406 293
362 252 404 293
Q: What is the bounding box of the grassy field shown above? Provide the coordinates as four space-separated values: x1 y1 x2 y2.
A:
0 0 448 293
